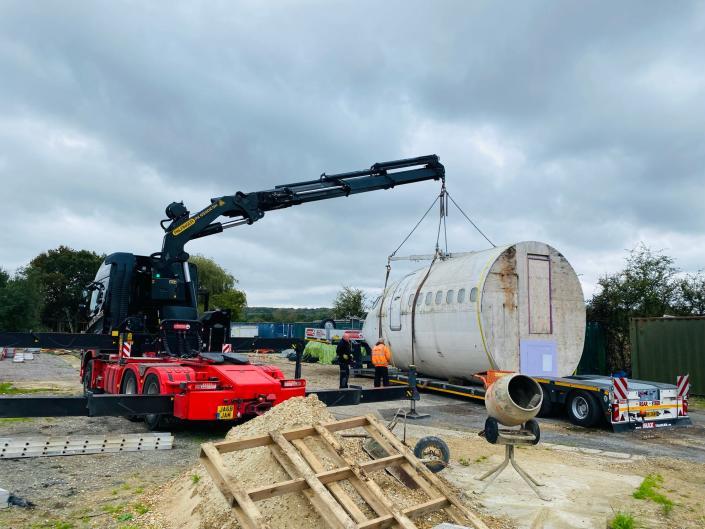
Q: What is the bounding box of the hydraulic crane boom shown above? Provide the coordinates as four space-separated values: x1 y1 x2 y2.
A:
158 155 444 265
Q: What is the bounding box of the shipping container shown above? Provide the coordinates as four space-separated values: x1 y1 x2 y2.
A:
630 316 705 395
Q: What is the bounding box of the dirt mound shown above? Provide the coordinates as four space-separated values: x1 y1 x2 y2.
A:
149 395 460 529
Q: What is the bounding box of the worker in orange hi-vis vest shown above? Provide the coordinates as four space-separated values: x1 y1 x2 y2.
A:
371 338 392 387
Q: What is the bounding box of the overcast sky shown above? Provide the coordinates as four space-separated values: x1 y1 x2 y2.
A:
1 1 703 307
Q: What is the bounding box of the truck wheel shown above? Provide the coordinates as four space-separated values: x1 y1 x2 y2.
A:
413 436 450 473
537 391 553 418
566 390 601 428
524 419 541 445
484 416 499 444
120 371 142 422
83 360 94 396
142 374 166 431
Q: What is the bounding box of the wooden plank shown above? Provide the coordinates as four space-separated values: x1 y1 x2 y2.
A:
315 424 417 529
282 426 317 441
403 497 450 519
317 466 354 485
322 416 370 433
362 425 441 500
269 445 349 529
247 477 307 502
292 438 368 523
356 514 395 529
365 415 490 529
271 431 358 529
359 453 405 473
199 444 265 529
304 434 391 520
213 434 273 454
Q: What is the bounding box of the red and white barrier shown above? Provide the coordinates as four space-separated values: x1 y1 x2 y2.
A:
222 343 232 353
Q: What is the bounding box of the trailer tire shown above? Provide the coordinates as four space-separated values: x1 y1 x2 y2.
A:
413 436 450 473
143 374 166 431
120 370 142 422
537 390 553 418
83 360 94 396
566 390 601 428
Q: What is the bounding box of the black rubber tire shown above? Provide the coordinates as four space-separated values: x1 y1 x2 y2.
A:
566 390 602 428
321 318 336 330
82 360 94 396
537 391 553 418
524 419 541 445
120 370 142 422
142 374 166 431
484 416 499 444
413 436 450 473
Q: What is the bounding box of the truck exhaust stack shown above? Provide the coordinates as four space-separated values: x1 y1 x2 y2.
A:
485 373 543 427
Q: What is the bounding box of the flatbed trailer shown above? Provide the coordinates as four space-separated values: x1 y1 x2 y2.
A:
353 368 691 432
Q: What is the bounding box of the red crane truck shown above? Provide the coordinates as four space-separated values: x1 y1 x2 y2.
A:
0 155 444 427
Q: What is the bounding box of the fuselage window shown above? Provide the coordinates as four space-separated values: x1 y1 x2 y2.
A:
435 290 442 304
408 293 415 307
425 292 432 305
416 294 423 307
457 288 466 303
469 287 478 302
446 290 454 304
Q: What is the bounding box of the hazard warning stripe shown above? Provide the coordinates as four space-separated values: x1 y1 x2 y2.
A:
222 343 232 353
613 377 629 400
677 374 690 397
121 342 132 358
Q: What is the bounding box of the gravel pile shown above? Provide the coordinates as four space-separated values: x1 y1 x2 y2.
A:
145 395 457 529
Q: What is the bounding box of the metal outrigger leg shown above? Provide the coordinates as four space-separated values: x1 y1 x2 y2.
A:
476 417 550 501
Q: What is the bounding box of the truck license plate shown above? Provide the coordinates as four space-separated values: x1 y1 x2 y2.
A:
217 405 234 420
644 411 659 418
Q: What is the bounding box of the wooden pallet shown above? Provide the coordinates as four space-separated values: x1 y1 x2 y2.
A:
199 414 488 529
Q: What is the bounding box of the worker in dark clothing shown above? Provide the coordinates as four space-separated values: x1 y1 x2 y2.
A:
336 332 352 388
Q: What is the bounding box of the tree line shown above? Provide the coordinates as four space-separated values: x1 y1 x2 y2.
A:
587 244 705 371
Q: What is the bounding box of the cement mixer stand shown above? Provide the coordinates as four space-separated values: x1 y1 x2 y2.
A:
477 417 550 501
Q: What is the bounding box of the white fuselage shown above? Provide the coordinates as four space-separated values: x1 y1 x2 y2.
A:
362 241 586 379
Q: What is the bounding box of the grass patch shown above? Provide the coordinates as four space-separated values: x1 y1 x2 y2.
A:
30 522 74 529
458 457 470 466
116 513 133 522
102 503 124 515
474 455 488 463
134 502 149 515
688 395 705 410
134 486 144 494
191 474 201 484
0 383 56 395
0 417 33 423
609 512 636 529
633 474 674 514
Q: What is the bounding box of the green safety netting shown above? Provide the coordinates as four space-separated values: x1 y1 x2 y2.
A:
302 341 338 364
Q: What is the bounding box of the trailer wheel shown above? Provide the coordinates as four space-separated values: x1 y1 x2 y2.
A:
82 360 94 396
524 419 541 445
120 371 142 422
413 436 450 473
537 391 553 418
484 416 499 444
566 390 601 428
143 374 166 430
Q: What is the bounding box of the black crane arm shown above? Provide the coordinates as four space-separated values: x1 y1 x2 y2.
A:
158 155 444 264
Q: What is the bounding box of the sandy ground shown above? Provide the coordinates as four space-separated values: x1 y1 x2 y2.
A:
1 352 704 529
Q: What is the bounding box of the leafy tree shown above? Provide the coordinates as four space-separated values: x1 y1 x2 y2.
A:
189 254 247 319
0 267 42 331
28 246 104 332
587 244 703 372
332 286 368 319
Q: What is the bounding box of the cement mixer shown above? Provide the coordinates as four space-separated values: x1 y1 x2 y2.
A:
478 372 548 500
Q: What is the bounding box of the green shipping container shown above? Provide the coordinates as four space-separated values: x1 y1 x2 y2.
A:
577 321 608 375
630 316 705 395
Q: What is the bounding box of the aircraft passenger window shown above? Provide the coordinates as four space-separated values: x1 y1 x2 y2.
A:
408 293 415 307
435 291 442 304
469 287 478 302
416 294 423 307
446 290 454 304
425 292 432 305
457 288 466 303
